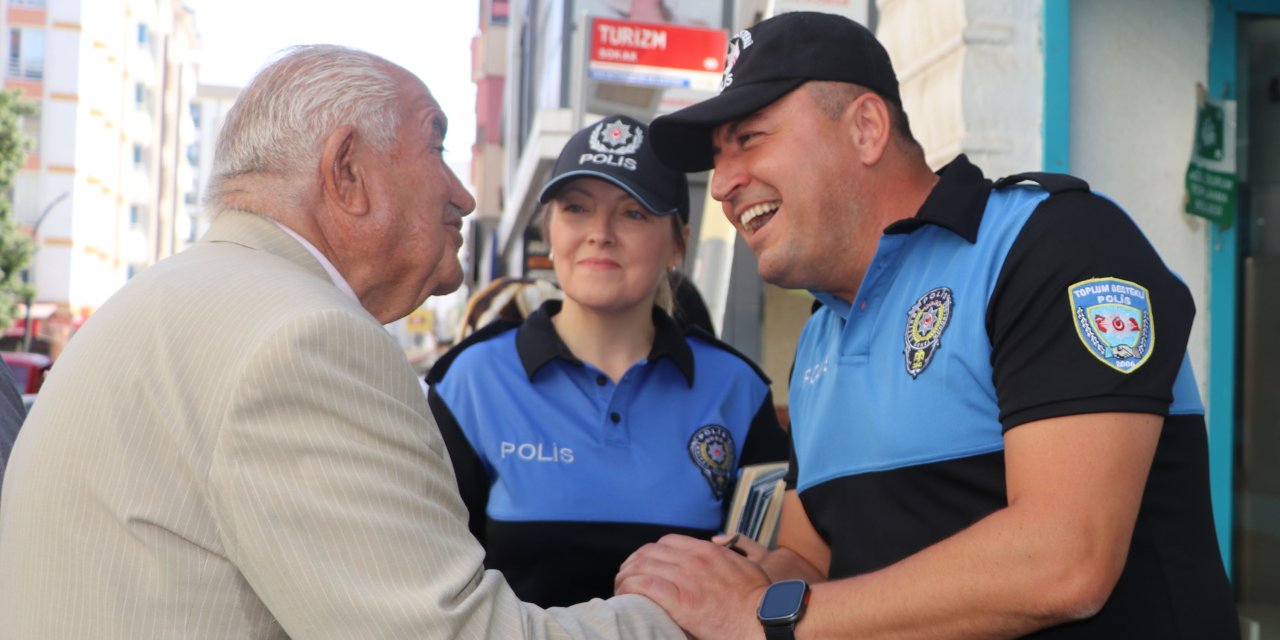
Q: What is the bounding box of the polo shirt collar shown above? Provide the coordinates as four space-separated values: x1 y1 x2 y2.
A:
883 154 992 244
516 300 696 386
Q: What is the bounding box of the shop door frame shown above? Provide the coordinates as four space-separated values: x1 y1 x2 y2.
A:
1207 0 1280 575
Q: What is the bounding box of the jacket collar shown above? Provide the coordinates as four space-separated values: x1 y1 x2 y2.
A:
201 210 332 283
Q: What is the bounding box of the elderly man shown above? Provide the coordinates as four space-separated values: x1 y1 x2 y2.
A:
0 46 678 639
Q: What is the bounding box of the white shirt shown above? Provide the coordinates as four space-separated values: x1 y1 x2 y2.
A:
270 220 359 303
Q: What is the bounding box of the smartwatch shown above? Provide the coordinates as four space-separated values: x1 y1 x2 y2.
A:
757 579 810 640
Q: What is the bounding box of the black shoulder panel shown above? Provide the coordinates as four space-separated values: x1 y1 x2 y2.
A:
684 326 772 385
426 319 521 384
993 172 1090 195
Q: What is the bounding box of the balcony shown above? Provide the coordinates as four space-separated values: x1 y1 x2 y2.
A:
6 60 43 81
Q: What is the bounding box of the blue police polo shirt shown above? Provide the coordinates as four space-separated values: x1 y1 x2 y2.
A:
428 300 787 607
786 155 1237 636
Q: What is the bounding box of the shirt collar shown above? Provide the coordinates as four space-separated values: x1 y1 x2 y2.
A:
516 300 696 386
883 154 992 244
270 219 360 302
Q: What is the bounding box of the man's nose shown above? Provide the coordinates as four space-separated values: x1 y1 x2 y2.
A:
710 154 748 203
448 165 476 215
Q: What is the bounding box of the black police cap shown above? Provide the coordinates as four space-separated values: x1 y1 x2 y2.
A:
650 12 900 172
539 114 691 222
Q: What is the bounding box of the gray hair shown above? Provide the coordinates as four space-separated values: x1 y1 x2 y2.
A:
204 44 405 209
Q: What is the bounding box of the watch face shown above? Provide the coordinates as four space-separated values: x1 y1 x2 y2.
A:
758 579 809 623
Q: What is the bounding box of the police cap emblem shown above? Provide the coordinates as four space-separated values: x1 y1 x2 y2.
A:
588 119 644 155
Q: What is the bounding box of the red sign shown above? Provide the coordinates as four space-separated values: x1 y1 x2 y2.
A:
489 0 509 25
588 17 728 92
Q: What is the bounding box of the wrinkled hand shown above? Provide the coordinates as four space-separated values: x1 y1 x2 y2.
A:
616 534 770 640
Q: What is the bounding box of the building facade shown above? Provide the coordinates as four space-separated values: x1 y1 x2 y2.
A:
2 0 199 347
186 82 237 248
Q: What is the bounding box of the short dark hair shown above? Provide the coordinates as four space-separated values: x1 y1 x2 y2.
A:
806 81 919 149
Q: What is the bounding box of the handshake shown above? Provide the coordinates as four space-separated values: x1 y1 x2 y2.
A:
615 524 824 640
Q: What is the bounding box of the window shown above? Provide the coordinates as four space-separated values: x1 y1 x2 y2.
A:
137 24 149 47
20 112 40 154
135 82 146 106
132 144 144 165
129 204 141 225
7 28 45 80
186 142 199 166
189 103 202 129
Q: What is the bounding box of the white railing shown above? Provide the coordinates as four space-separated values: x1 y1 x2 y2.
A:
6 60 43 80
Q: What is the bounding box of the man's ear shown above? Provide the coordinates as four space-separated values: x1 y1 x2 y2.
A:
320 124 370 215
846 92 892 165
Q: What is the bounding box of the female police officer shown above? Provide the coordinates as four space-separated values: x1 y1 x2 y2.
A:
426 115 788 607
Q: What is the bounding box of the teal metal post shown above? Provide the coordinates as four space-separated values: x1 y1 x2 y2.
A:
1042 0 1070 173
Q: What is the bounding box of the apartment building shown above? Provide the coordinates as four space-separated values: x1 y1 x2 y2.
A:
469 0 508 286
185 82 237 248
1 0 199 341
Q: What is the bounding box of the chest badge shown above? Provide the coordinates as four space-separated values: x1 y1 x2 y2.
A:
1068 277 1154 374
688 425 735 500
904 287 954 379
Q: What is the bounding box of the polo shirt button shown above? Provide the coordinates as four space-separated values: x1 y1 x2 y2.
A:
596 374 607 386
610 412 621 423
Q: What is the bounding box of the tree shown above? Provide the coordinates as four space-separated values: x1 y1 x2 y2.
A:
0 89 37 331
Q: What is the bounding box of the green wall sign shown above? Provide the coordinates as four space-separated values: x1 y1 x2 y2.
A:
1184 90 1238 225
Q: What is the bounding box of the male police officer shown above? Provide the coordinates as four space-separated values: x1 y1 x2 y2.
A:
616 12 1238 640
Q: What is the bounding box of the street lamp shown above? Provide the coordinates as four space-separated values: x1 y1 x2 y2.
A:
21 190 70 352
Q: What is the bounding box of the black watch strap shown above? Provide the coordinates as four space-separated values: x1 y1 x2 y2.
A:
764 624 797 640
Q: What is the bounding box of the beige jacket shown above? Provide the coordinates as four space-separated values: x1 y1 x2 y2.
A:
0 210 680 639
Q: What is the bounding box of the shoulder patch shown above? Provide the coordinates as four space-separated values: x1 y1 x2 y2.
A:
904 287 953 379
688 424 735 500
1068 277 1155 374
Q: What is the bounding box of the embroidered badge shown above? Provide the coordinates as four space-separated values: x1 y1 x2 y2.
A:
718 29 754 93
588 119 644 155
1068 277 1154 374
688 425 736 500
903 287 953 379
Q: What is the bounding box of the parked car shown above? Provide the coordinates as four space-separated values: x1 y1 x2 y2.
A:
2 352 52 395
